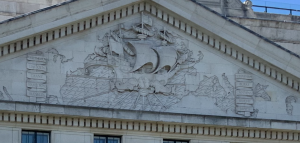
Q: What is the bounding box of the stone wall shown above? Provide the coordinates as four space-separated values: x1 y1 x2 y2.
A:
230 15 300 55
0 0 68 21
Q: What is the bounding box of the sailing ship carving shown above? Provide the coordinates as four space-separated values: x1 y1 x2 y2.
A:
60 12 203 110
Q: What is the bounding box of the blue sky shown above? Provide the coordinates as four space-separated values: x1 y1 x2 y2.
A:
243 0 300 15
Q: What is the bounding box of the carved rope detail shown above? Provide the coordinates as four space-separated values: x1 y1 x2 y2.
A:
0 3 299 94
0 112 299 141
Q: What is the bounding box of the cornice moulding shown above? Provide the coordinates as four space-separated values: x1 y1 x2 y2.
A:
0 100 299 142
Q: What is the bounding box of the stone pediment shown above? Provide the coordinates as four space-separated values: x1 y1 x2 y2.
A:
0 0 299 122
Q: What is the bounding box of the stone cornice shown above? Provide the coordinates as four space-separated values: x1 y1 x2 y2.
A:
0 100 299 142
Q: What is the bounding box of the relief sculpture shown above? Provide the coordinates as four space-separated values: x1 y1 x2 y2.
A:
5 12 276 117
286 95 297 115
26 51 48 103
60 13 203 111
0 86 13 101
56 12 274 116
192 68 270 117
235 69 255 117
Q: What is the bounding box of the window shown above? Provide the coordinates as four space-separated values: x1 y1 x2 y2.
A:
22 131 50 143
163 139 189 143
94 135 121 143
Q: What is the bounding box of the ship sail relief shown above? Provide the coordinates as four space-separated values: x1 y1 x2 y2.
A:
127 41 177 74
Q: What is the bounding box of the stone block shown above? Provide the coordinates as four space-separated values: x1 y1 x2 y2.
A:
123 135 161 143
15 102 40 112
40 104 65 114
159 113 182 123
249 119 271 129
15 2 40 14
137 112 159 121
0 1 16 14
0 102 15 111
64 107 90 116
0 127 20 143
181 115 205 124
271 121 297 130
90 108 113 118
52 131 92 143
205 116 227 126
227 118 249 127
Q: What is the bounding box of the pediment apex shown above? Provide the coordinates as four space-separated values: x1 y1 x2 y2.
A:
0 0 300 93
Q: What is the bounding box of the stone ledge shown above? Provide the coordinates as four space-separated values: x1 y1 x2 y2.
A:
0 100 299 131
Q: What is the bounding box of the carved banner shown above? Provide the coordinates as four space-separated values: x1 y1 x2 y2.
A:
236 82 253 88
27 56 47 63
27 73 47 81
27 52 47 102
235 74 252 80
236 106 254 112
27 90 47 97
27 63 47 71
27 82 47 89
236 98 254 104
236 90 253 96
235 69 254 117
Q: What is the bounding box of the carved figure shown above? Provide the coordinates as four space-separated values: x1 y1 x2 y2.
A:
243 0 253 9
0 86 13 101
286 96 297 115
254 83 271 101
3 86 12 101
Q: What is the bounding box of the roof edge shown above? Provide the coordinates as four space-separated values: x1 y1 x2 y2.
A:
0 0 79 25
191 0 300 59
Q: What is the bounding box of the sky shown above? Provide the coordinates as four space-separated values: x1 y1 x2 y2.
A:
242 0 300 15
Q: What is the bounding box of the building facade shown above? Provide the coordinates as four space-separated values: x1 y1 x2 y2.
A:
0 0 300 143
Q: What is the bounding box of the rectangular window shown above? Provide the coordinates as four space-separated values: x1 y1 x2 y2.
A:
163 140 189 143
94 135 121 143
22 131 50 143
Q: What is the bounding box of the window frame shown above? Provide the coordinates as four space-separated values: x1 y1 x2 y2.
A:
21 130 51 143
163 139 190 143
94 135 122 143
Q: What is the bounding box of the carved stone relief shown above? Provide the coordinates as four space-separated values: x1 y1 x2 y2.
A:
0 86 13 101
0 12 297 120
286 95 297 115
26 51 48 103
59 13 203 111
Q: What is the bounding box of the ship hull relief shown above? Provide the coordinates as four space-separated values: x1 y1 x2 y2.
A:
1 12 299 119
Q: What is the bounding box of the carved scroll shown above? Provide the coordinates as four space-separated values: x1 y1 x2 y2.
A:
235 69 254 117
26 51 47 102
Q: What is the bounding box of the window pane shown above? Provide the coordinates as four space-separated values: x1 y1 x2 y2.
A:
37 132 49 143
164 141 174 143
22 131 35 143
95 136 120 143
108 137 121 143
94 137 106 143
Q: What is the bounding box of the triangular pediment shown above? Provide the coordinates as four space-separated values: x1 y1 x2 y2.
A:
0 0 299 122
